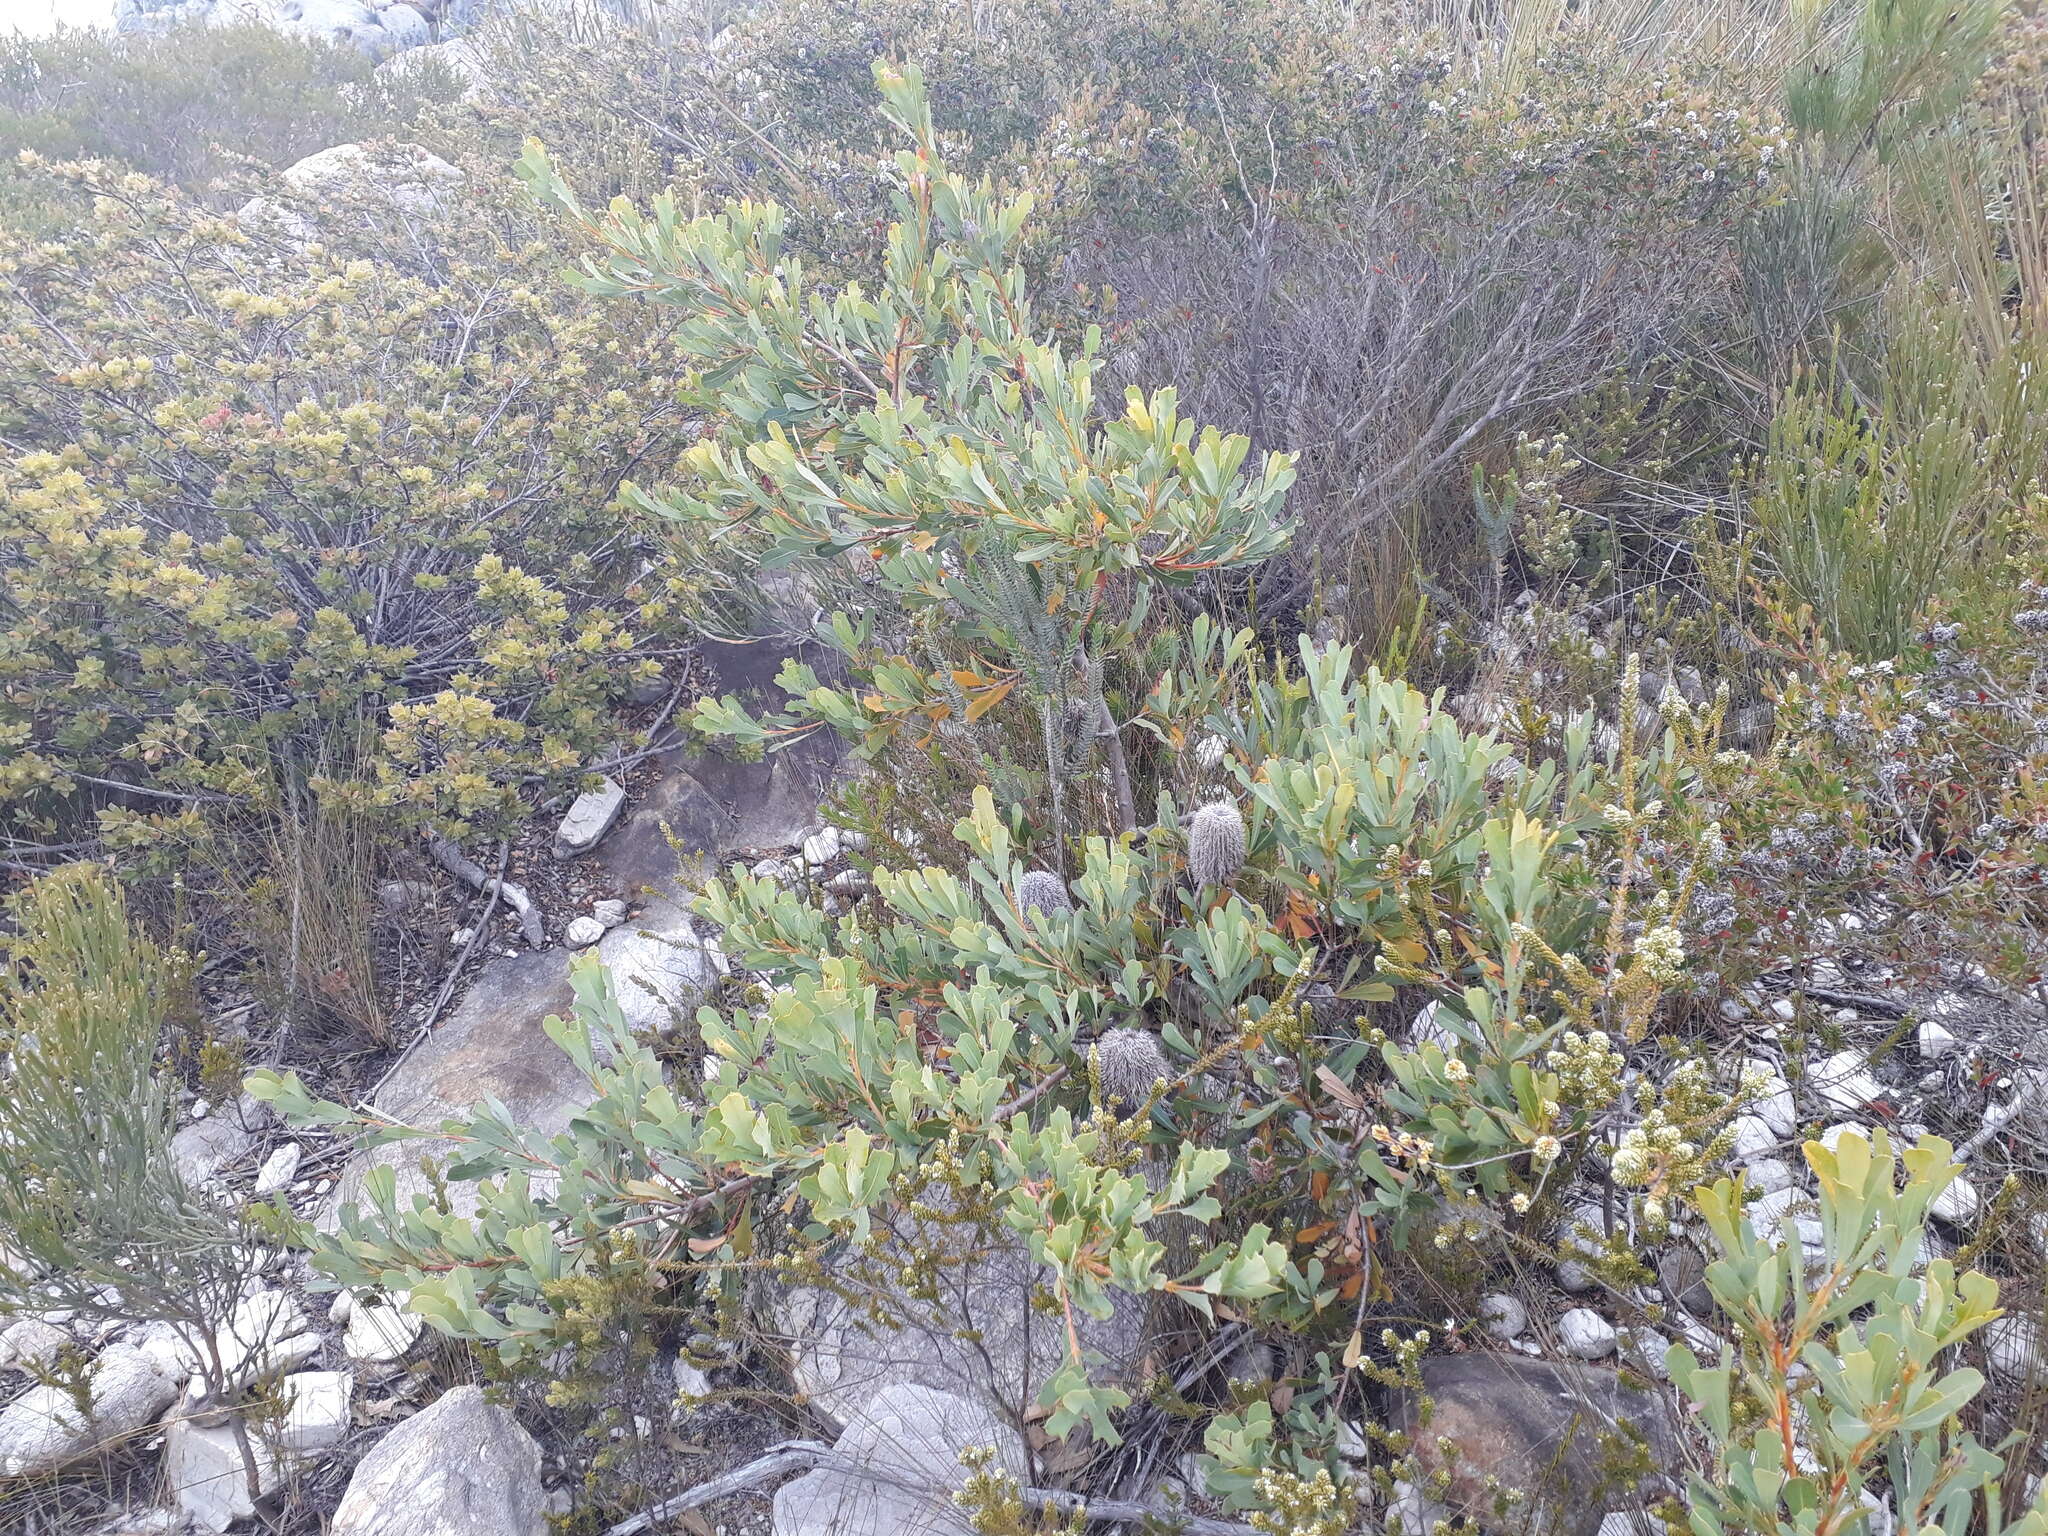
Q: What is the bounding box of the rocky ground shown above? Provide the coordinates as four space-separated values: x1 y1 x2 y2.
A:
111 0 670 71
0 603 848 1530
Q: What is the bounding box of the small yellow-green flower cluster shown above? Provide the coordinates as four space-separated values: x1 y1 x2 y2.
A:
1372 1123 1438 1169
1610 1060 1723 1235
1634 923 1686 987
1546 1028 1625 1110
1248 1467 1356 1536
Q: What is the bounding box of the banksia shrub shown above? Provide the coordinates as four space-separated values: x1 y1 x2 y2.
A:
1187 800 1248 888
255 651 1728 1462
1096 1027 1170 1112
1017 869 1073 923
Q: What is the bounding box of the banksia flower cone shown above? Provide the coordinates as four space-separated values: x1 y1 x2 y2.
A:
1187 800 1247 887
1096 1027 1170 1111
1016 870 1072 925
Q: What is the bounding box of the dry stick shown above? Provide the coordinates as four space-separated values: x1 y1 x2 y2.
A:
1028 1486 1259 1536
1095 696 1139 835
598 1440 1262 1536
991 1064 1069 1121
366 847 508 1103
428 833 546 948
601 1442 830 1536
582 683 689 778
1775 982 1914 1020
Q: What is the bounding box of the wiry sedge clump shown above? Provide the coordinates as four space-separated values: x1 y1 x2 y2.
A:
1095 1027 1170 1112
1187 800 1247 887
1016 870 1072 925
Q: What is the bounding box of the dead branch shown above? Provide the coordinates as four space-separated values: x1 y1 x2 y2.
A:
598 1438 1264 1536
428 834 547 948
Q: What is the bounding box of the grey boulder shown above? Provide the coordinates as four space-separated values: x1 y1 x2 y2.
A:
330 1385 545 1536
280 142 463 216
375 35 492 97
774 1383 1024 1536
372 1 430 48
0 1342 185 1477
778 1223 1145 1429
1389 1355 1682 1536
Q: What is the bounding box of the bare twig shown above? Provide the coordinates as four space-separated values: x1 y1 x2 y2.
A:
1772 981 1914 1019
598 1438 1264 1536
602 1442 831 1536
1029 1487 1260 1535
367 845 509 1102
428 834 546 948
992 1065 1069 1122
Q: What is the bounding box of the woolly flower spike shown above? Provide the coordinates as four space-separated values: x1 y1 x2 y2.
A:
1095 1027 1171 1112
1193 733 1229 772
1187 800 1247 887
1016 870 1072 925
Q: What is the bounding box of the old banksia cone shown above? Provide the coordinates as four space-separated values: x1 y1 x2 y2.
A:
1095 1027 1171 1111
1187 800 1247 888
1016 870 1072 925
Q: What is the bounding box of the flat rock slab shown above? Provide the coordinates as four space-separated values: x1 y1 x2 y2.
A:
1391 1356 1682 1536
322 630 834 1246
843 1381 1026 1485
684 634 851 856
325 907 721 1228
774 1468 974 1536
322 947 581 1228
601 767 733 899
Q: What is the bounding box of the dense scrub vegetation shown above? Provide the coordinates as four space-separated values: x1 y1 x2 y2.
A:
4 0 2048 1531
